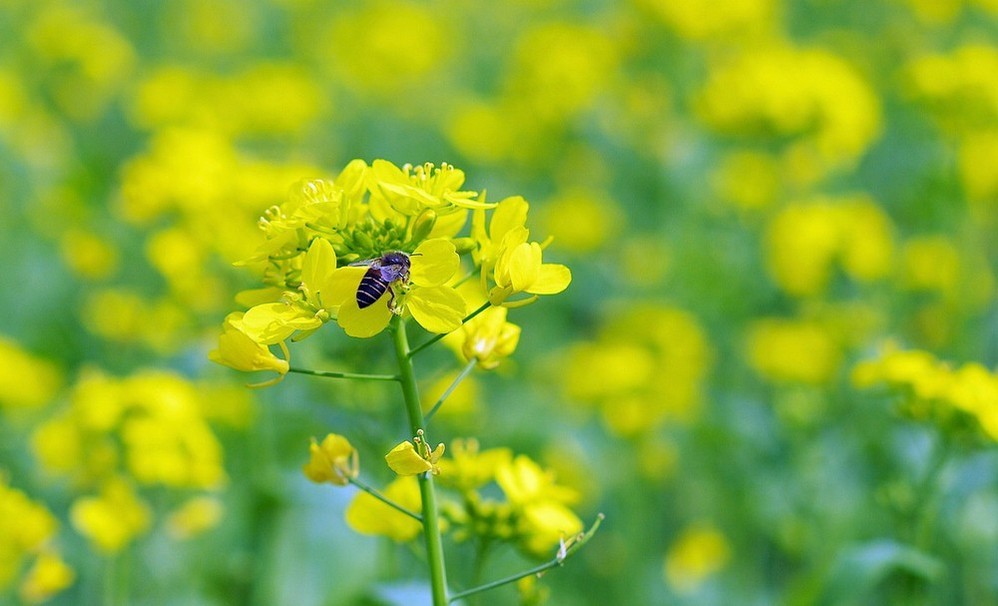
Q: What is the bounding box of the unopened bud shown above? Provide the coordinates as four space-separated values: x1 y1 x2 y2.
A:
409 209 437 244
451 237 477 255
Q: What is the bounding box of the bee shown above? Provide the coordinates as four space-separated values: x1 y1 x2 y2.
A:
354 251 411 309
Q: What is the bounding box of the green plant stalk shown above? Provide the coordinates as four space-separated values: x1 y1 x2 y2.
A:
425 358 477 423
408 302 491 358
390 316 449 606
288 367 399 382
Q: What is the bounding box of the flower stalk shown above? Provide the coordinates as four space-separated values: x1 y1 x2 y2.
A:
390 316 449 605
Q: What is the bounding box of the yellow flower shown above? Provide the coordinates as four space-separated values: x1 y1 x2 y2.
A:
489 227 572 305
302 434 359 486
471 195 530 274
369 160 491 216
19 552 74 604
496 455 582 556
208 312 290 378
445 306 521 369
71 478 150 554
386 438 445 476
345 476 422 542
664 525 731 594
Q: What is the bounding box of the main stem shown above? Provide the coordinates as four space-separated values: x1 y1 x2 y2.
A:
390 316 448 606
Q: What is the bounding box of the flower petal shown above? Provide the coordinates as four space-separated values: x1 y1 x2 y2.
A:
300 238 337 306
407 286 466 333
411 239 459 287
490 196 529 242
527 264 572 295
337 296 393 338
508 243 541 293
385 441 432 475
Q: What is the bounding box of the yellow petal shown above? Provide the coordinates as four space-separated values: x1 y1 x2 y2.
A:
385 441 432 475
527 264 572 295
411 238 459 287
407 286 466 334
508 243 541 293
337 296 393 338
490 196 529 242
241 303 320 344
300 238 337 305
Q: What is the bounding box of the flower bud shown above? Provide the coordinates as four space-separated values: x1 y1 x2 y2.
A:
451 237 477 255
409 209 437 244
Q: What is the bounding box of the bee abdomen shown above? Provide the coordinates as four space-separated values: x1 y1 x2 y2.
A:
357 273 389 309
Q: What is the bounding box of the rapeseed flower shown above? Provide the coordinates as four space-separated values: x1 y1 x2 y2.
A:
302 434 359 486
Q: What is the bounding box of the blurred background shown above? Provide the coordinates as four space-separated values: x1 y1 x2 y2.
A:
1 0 998 604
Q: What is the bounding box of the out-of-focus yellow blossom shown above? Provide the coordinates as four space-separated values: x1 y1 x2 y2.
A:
302 434 359 486
901 236 960 295
536 188 624 253
639 0 777 41
516 574 550 606
443 306 521 370
130 64 326 136
18 551 74 604
765 195 894 297
437 439 512 493
711 151 781 211
59 229 119 279
906 44 998 134
564 304 711 435
697 46 881 168
26 6 135 120
32 369 228 490
162 0 255 57
496 455 583 556
345 476 422 542
209 312 291 379
854 345 998 440
81 288 189 354
504 24 618 122
958 132 998 204
71 477 151 554
747 318 843 384
0 337 61 410
320 1 452 99
0 478 67 598
421 371 480 420
664 524 731 594
386 438 445 476
166 496 224 540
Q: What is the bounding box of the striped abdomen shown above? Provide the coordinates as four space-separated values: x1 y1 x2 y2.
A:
357 268 390 309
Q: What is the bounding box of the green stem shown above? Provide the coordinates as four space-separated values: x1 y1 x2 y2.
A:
288 367 399 382
348 477 423 522
408 302 492 358
425 359 478 424
390 316 449 606
448 514 605 603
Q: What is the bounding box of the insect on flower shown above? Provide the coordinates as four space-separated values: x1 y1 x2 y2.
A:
354 251 411 310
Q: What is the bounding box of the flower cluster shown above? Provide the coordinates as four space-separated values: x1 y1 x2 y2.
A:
31 369 242 553
0 477 74 603
211 160 571 379
853 345 998 441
